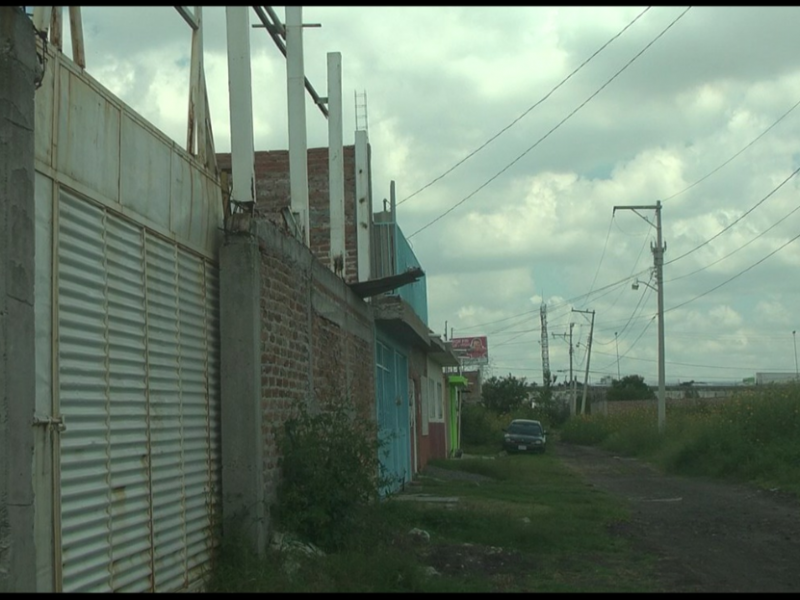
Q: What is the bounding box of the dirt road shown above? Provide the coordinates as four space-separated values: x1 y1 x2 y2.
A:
555 442 800 593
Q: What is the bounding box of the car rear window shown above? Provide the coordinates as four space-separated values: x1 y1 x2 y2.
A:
508 423 542 435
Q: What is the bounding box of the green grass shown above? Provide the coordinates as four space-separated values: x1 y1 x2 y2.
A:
206 452 659 592
560 384 800 496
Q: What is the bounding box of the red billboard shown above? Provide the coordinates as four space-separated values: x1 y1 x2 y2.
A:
450 336 488 366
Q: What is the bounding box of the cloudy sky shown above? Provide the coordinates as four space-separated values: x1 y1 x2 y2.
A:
55 6 800 386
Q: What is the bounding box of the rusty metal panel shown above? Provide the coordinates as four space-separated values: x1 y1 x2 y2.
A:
34 47 56 166
57 189 221 592
56 68 121 202
188 167 208 251
144 234 186 592
169 154 194 243
57 192 113 592
177 250 213 582
204 263 222 548
105 216 152 593
120 114 172 227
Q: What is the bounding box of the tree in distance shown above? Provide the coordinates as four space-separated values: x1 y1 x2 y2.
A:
606 374 655 402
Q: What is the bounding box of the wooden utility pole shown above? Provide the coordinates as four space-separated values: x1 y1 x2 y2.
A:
572 309 595 415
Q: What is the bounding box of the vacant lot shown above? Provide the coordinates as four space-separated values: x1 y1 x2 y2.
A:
207 447 659 592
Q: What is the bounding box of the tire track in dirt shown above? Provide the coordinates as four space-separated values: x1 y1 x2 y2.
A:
555 442 800 593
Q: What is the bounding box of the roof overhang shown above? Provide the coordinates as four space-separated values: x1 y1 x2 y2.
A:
372 295 431 349
349 267 424 299
428 334 461 367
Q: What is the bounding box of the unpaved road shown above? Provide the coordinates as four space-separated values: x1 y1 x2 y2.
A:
555 442 800 593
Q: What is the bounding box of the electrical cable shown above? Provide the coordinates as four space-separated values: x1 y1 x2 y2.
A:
664 230 800 314
664 164 800 266
660 95 800 203
407 6 693 239
666 202 800 283
397 6 653 206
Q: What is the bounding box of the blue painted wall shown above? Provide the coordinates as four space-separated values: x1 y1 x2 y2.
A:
375 330 411 494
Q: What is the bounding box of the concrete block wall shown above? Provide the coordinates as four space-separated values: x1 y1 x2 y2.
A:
217 146 360 284
0 8 38 593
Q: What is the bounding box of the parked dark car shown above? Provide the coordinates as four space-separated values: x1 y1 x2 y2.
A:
502 419 547 454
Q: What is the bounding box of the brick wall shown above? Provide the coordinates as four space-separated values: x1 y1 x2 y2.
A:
409 346 430 472
218 146 361 284
253 218 375 509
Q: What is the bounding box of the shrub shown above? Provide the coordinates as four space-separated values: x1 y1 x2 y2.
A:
274 399 395 551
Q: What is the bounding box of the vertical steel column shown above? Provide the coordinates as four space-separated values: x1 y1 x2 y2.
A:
225 7 256 207
327 51 345 275
286 6 310 244
354 130 371 282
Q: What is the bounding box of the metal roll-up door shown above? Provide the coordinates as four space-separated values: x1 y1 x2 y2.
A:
57 190 221 592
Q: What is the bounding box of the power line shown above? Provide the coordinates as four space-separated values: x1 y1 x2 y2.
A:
666 201 800 283
396 6 653 206
660 95 800 203
407 6 692 239
591 348 763 372
596 314 656 372
664 164 800 267
581 216 615 309
664 231 800 314
456 268 649 333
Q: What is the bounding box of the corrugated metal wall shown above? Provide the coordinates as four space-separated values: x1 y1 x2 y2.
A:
57 190 221 592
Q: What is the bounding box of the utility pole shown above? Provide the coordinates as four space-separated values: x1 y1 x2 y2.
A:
572 309 595 415
793 330 798 380
615 332 621 380
540 303 551 386
613 201 666 432
552 323 575 412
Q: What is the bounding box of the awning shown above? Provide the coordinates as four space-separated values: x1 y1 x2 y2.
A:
348 266 424 299
372 295 431 349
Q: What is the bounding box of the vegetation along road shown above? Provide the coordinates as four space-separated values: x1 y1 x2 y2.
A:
207 384 800 592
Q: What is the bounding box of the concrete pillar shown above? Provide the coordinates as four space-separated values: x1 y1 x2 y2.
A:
0 6 38 593
286 6 310 245
354 130 371 282
327 52 345 275
219 233 266 555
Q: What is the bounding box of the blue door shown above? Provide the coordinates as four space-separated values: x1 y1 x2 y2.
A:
375 338 410 494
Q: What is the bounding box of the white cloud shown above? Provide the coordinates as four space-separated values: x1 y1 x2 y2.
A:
69 6 800 384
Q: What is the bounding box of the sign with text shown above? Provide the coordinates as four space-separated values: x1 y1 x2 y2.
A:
451 336 489 366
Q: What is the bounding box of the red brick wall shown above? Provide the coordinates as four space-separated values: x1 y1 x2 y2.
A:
255 219 375 508
428 423 447 461
218 146 361 284
409 346 432 472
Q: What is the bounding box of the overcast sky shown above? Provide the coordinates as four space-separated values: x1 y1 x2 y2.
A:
58 6 800 386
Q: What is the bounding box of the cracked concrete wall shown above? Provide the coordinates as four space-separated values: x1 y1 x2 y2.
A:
0 7 37 593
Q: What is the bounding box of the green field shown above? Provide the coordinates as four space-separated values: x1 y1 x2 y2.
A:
560 383 800 495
